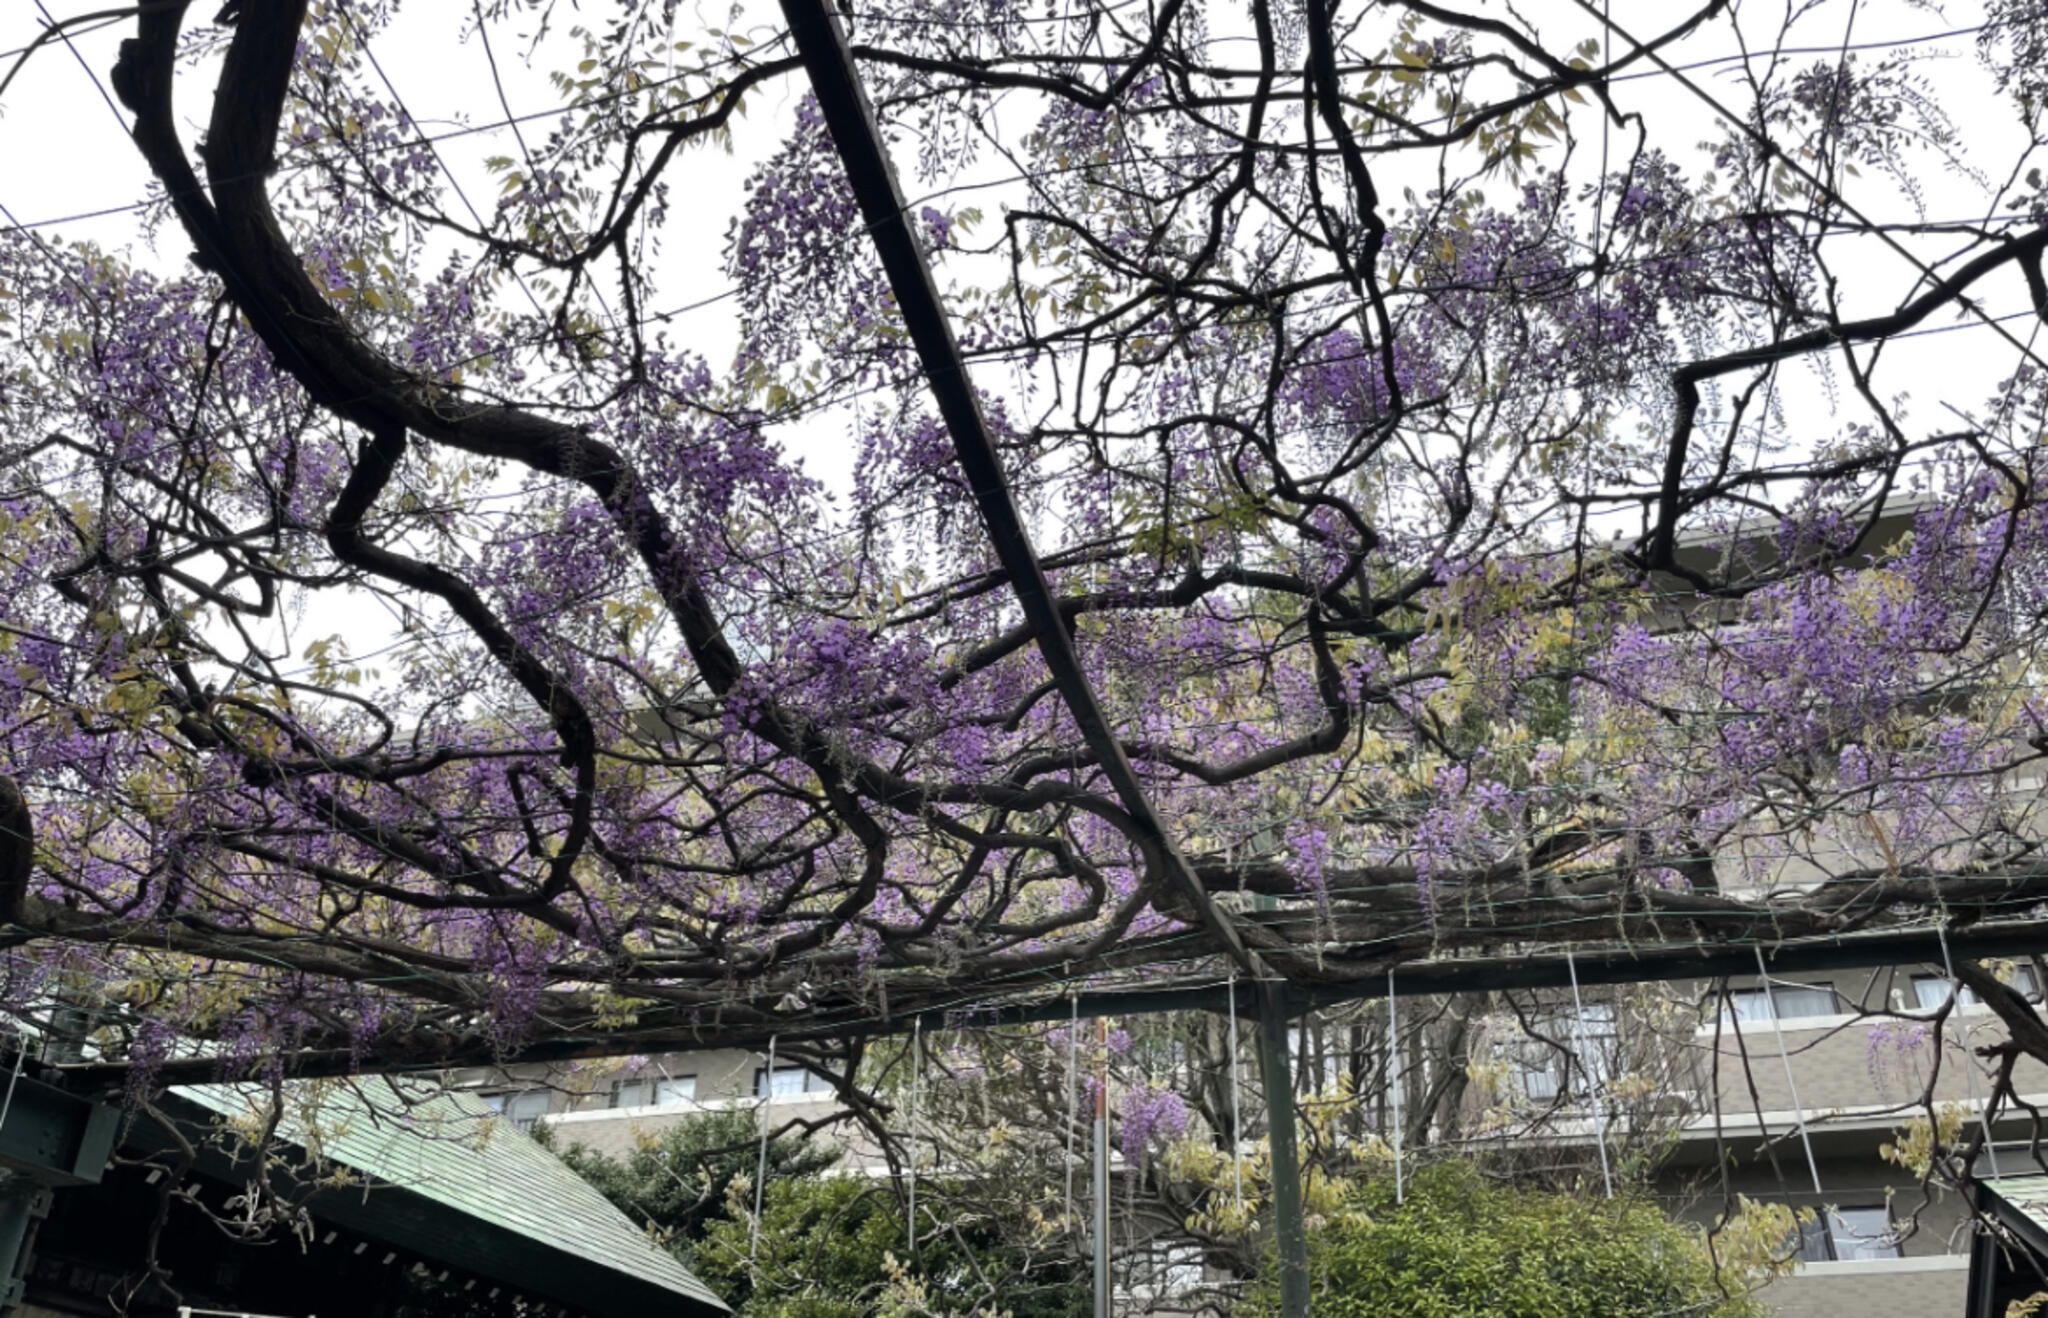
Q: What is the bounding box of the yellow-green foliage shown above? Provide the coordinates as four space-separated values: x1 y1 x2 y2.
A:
1711 1197 1814 1282
1168 1077 1386 1238
1881 1104 1969 1179
691 1175 1088 1318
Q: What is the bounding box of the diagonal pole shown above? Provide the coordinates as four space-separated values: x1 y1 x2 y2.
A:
774 0 1258 980
774 19 1303 1303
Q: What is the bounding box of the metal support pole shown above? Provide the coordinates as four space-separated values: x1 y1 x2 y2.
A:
908 1018 921 1256
1565 951 1614 1198
1066 993 1081 1227
750 1034 776 1267
1254 980 1311 1318
1226 974 1244 1213
1093 1018 1110 1318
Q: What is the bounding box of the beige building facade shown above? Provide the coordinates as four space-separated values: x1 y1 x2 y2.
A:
453 953 2047 1317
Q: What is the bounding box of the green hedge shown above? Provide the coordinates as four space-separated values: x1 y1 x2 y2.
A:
1245 1162 1761 1318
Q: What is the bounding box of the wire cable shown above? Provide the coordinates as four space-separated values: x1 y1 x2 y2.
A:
1752 945 1825 1198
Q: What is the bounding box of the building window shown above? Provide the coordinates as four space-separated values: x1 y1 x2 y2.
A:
1727 983 1839 1023
754 1064 831 1098
1828 1206 1902 1261
1790 1213 1831 1263
1913 966 2041 1010
1511 1004 1616 1103
1791 1206 1901 1262
483 1089 551 1131
612 1075 695 1109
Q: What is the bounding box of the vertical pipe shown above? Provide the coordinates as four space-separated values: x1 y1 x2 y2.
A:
1387 970 1403 1205
1094 1017 1111 1318
1565 951 1615 1198
1066 993 1081 1227
1227 974 1245 1213
751 1034 776 1265
1255 979 1312 1318
1752 947 1824 1197
908 1017 922 1256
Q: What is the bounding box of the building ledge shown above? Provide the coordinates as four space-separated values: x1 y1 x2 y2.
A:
1695 999 2039 1041
546 1094 838 1126
1780 1254 1968 1278
1672 1091 2048 1142
1695 1011 1866 1039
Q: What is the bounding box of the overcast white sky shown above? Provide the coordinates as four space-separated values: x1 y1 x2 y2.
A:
0 1 793 384
3 0 2042 644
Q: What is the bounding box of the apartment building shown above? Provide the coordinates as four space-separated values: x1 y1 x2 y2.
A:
452 952 2043 1318
1471 958 2048 1318
1690 964 2048 1317
460 1046 845 1160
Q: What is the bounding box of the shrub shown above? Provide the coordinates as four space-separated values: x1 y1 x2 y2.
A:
1244 1161 1760 1318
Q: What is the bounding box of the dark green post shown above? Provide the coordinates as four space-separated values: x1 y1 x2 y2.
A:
0 1175 49 1310
1254 979 1311 1318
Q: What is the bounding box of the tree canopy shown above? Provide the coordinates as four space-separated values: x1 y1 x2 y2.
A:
537 1108 840 1252
3 0 2048 1082
690 1171 1091 1318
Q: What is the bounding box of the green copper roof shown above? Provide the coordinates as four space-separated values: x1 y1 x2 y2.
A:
165 1080 728 1318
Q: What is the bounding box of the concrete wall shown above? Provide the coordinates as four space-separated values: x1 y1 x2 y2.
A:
1683 966 2048 1118
546 1091 851 1161
1752 1257 1968 1318
1662 1154 1972 1257
1657 1150 1976 1318
442 1043 873 1164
